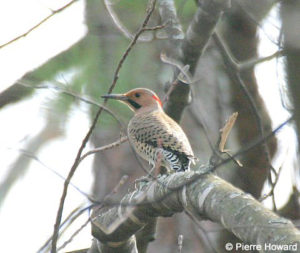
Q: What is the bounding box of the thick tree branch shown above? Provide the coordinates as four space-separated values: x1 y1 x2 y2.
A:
162 0 231 122
157 0 184 59
91 172 300 252
182 0 231 74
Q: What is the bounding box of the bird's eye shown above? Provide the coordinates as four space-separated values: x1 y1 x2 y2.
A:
135 93 141 98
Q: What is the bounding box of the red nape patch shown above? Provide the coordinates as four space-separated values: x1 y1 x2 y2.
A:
152 95 163 107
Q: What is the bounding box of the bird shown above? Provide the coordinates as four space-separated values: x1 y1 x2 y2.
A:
102 88 196 173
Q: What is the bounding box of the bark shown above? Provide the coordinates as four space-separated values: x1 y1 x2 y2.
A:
91 171 300 253
163 0 231 123
157 0 184 59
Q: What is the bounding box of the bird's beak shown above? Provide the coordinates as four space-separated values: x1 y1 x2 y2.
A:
101 94 128 101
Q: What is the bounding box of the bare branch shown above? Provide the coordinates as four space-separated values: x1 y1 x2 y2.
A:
92 171 300 251
163 0 231 123
58 218 90 251
104 0 164 42
143 23 167 32
58 174 129 251
41 174 129 252
209 112 242 168
0 0 79 49
157 0 184 58
188 106 215 152
38 205 85 252
17 149 90 199
157 0 184 41
239 49 285 71
181 0 231 74
259 163 284 202
79 136 128 163
160 52 192 83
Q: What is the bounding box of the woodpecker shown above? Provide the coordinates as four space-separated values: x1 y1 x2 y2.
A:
102 88 196 173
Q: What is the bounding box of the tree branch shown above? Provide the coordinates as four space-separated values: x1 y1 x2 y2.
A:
157 0 184 59
182 0 231 74
91 172 300 252
79 136 128 163
239 49 285 71
103 0 154 42
162 0 231 122
0 0 79 49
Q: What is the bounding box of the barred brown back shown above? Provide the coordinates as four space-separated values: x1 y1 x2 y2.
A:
128 110 195 172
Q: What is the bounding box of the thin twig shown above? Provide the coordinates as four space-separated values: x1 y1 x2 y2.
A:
236 1 280 46
79 136 128 162
143 23 167 32
160 52 192 83
38 205 88 252
50 1 157 252
188 107 215 153
239 50 285 71
59 175 128 252
103 0 159 42
209 112 242 168
259 162 284 202
58 218 90 251
43 174 129 252
0 0 79 49
219 112 238 152
17 149 90 198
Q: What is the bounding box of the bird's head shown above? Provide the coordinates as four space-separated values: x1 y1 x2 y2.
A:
102 88 163 113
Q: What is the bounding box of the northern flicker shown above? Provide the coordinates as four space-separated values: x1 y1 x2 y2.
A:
102 88 196 172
